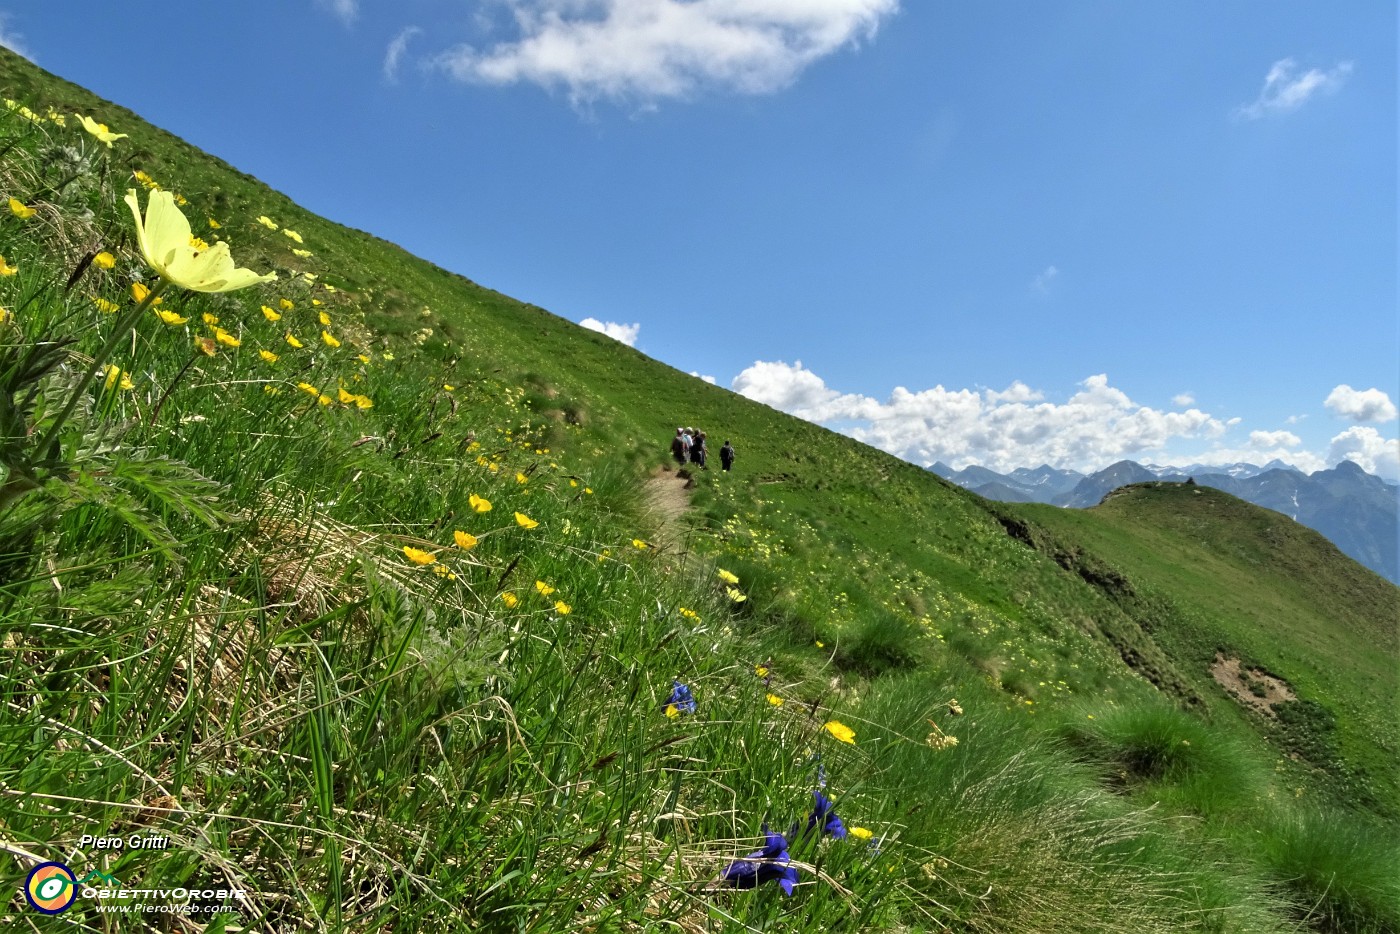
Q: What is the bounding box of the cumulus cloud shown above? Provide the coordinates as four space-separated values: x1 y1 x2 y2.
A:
579 317 640 346
384 27 422 81
1328 426 1400 479
434 0 899 104
1032 265 1058 294
731 362 1230 473
689 371 717 385
1324 384 1397 423
1235 58 1352 120
0 13 34 61
1172 392 1195 407
1248 429 1301 450
316 0 358 25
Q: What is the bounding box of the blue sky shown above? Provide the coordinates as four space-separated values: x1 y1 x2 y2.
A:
3 1 1395 477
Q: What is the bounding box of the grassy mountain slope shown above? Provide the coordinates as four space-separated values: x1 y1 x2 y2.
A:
2 48 1396 932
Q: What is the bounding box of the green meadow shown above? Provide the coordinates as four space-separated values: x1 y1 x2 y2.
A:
1 48 1396 932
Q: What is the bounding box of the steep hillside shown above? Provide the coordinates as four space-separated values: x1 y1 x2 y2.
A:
2 49 1396 933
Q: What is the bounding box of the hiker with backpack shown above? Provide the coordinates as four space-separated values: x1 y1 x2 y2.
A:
720 440 735 472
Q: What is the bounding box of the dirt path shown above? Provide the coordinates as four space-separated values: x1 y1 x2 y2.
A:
642 467 693 548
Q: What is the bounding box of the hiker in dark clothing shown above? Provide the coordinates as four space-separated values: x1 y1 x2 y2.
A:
693 432 708 469
670 428 686 466
720 440 735 472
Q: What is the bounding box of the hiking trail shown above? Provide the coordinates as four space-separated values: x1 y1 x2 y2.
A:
642 467 693 548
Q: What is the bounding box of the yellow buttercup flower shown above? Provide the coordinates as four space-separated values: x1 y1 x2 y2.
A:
766 694 784 707
201 312 219 325
554 601 572 616
0 255 17 276
94 251 116 269
132 170 159 190
208 218 222 230
318 311 331 326
259 349 279 363
357 353 371 364
292 248 313 258
154 308 189 326
132 282 164 306
717 569 740 585
338 387 356 404
9 198 36 219
432 564 457 580
75 113 127 146
261 305 281 322
403 546 436 566
279 298 294 311
321 330 340 348
382 351 394 360
501 592 519 609
257 216 279 230
91 296 119 314
515 512 538 530
352 394 373 409
443 384 455 392
726 587 747 603
214 328 240 348
194 336 217 357
125 189 276 292
823 720 856 745
755 666 769 678
103 365 134 391
850 827 874 841
285 333 303 348
534 580 555 597
189 235 209 251
632 539 648 550
453 530 478 550
469 494 492 513
282 228 304 244
515 472 528 484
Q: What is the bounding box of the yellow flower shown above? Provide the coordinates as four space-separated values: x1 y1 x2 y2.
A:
824 721 857 745
755 666 769 678
850 827 874 841
321 330 340 348
131 282 164 305
75 113 127 147
554 601 572 615
154 308 189 326
515 472 528 484
717 569 740 585
310 295 321 302
766 694 784 707
261 305 281 321
501 592 519 609
292 248 313 258
103 365 134 391
584 488 593 494
259 349 279 363
210 328 238 348
318 311 331 326
297 382 320 396
534 580 555 597
94 251 116 269
257 216 279 230
208 218 222 229
453 530 478 550
285 333 303 348
665 704 680 719
338 387 356 404
358 353 371 364
632 539 648 550
352 394 373 409
432 564 457 580
9 198 36 219
282 228 304 244
469 494 492 513
726 587 747 603
91 296 119 314
382 351 394 361
132 170 159 190
201 312 219 326
194 336 217 357
403 546 436 565
189 235 209 251
443 384 456 392
0 255 18 276
815 641 825 649
125 189 276 292
280 298 295 311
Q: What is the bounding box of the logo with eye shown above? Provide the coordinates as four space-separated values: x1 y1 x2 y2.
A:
25 862 79 914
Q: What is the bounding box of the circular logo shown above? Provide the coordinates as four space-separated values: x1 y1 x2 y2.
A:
25 862 79 914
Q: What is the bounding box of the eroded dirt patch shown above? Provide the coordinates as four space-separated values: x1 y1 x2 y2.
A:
1211 654 1296 717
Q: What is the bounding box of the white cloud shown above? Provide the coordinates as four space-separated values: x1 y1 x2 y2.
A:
384 27 422 81
579 317 640 346
1324 384 1397 423
1248 429 1301 450
1235 58 1352 120
689 371 717 385
1032 265 1058 294
731 363 1230 473
1285 413 1307 425
434 0 899 104
1172 392 1195 407
0 13 34 61
316 0 358 25
1328 426 1400 479
1170 446 1327 475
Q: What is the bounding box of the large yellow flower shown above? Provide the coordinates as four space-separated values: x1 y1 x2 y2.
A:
534 580 555 597
261 305 281 322
0 255 16 276
469 494 492 513
94 251 116 269
154 308 189 326
823 720 857 745
75 113 128 147
454 531 478 550
125 189 276 292
515 512 538 529
9 198 35 220
403 546 436 566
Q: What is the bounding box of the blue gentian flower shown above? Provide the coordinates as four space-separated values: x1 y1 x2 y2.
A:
718 830 798 895
806 790 846 839
663 680 696 717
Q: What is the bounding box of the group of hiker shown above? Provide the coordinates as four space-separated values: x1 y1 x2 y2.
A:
671 428 735 472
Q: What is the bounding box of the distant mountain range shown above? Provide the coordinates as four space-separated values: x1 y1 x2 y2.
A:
930 459 1400 584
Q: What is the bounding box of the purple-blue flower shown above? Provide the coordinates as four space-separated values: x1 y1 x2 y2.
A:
663 680 696 717
718 831 798 895
806 790 846 839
